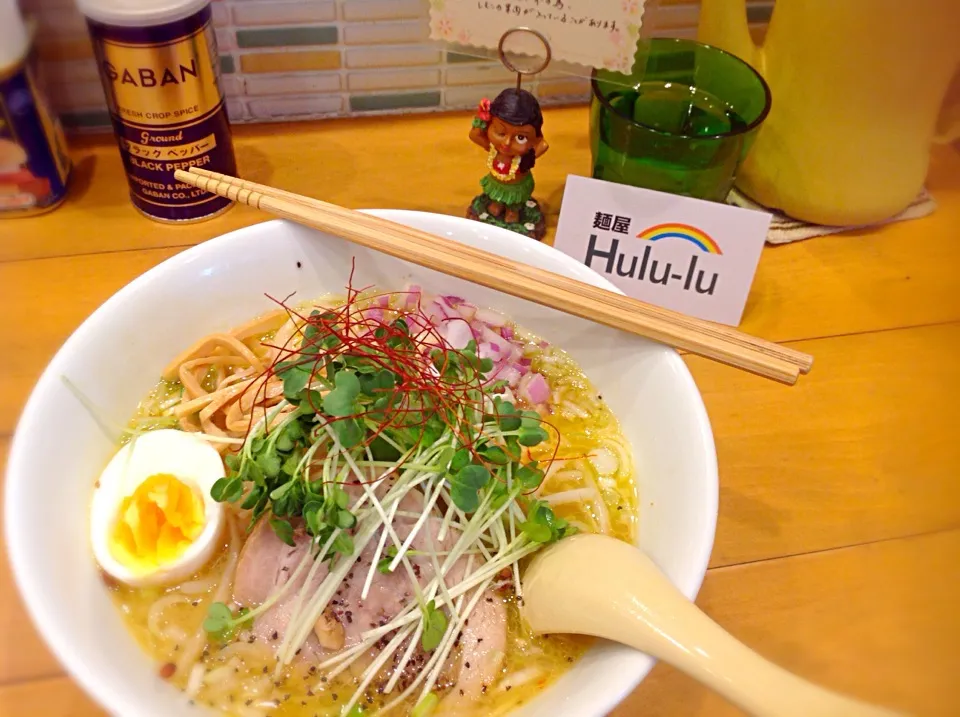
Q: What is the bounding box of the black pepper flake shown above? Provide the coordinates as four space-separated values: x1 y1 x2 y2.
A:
465 661 471 668
321 676 328 683
482 685 488 694
262 666 269 674
296 261 303 268
485 597 493 603
567 656 574 662
173 644 180 652
459 689 465 696
191 600 199 607
506 685 513 691
307 689 314 697
245 699 253 706
477 638 483 643
332 693 339 701
296 648 302 656
301 700 307 706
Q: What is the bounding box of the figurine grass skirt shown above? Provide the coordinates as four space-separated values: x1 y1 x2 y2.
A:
480 172 534 207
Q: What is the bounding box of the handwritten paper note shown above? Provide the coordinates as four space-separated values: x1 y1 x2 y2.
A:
553 176 771 326
429 0 648 74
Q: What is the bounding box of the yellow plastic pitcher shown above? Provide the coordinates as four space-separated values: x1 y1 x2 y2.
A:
698 0 960 226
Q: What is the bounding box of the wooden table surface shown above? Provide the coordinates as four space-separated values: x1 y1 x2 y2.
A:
2 107 959 716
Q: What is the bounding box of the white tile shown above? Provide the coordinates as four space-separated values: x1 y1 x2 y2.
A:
38 59 100 84
247 95 343 119
646 4 700 30
215 28 236 50
36 7 87 35
48 81 108 111
20 0 75 9
443 83 508 109
245 73 341 95
345 44 440 68
663 26 697 40
347 68 439 91
219 75 245 97
538 59 593 81
536 77 591 100
231 1 336 26
343 21 428 45
445 64 515 86
226 98 248 121
341 0 426 22
211 1 230 24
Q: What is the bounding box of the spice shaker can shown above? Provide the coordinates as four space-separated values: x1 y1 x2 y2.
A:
78 0 237 223
0 0 72 218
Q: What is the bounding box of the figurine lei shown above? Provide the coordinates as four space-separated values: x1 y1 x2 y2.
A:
467 88 549 241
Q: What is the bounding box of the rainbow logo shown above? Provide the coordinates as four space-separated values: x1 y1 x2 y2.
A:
635 223 723 255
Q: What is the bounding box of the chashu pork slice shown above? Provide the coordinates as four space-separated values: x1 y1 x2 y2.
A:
232 490 460 660
436 590 508 714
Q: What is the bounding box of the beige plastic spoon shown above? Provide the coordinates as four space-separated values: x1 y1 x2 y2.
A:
521 534 904 717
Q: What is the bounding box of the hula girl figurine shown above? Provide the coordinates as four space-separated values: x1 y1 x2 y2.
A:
467 88 549 241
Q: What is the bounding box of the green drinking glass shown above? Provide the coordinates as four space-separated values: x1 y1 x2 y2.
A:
590 37 771 202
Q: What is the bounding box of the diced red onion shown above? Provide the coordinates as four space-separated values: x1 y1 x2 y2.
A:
493 364 522 388
478 342 502 362
361 307 384 323
474 308 507 327
500 325 514 340
518 372 550 405
402 284 422 309
457 303 478 321
433 297 459 320
443 319 474 350
479 324 502 347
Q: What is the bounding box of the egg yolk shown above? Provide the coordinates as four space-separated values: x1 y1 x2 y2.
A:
110 474 205 572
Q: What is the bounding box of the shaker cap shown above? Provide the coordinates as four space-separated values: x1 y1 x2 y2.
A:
76 0 209 26
0 0 30 70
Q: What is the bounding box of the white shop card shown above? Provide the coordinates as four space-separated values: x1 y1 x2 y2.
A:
553 175 771 326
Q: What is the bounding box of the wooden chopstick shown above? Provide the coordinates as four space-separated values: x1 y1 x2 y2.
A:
175 168 812 384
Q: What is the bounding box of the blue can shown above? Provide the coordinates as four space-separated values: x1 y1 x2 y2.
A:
0 52 72 217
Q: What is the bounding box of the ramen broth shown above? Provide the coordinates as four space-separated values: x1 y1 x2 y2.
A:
102 291 637 717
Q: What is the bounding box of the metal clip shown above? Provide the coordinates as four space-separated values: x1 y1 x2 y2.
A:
497 27 552 90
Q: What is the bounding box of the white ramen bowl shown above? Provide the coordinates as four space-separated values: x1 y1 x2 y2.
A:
5 213 717 717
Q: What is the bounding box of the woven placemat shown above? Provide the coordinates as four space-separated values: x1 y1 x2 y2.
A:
727 188 938 245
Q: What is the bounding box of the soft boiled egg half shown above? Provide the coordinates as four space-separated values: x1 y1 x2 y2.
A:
91 429 226 587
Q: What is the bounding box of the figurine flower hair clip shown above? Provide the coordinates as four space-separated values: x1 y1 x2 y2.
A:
472 98 492 129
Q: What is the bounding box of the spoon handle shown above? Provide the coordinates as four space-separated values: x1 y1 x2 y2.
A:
522 536 903 717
